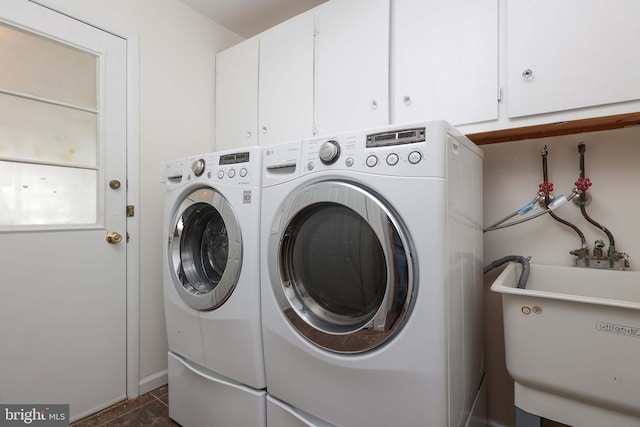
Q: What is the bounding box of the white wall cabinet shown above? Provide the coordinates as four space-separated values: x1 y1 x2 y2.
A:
215 14 314 149
216 0 640 145
507 0 640 119
315 0 389 135
215 38 259 151
215 0 389 149
258 13 315 146
393 0 498 128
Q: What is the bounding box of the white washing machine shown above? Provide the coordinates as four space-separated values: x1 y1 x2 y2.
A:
162 147 266 427
260 122 486 426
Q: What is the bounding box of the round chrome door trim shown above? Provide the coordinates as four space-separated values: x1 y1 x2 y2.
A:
169 187 242 311
268 180 415 353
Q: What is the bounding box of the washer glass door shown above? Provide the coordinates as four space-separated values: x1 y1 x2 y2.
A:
169 187 242 311
270 181 413 353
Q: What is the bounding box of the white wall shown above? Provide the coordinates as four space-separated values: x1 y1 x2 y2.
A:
482 125 640 426
33 0 243 389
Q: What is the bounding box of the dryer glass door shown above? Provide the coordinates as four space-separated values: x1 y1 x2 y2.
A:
170 188 242 311
271 181 413 353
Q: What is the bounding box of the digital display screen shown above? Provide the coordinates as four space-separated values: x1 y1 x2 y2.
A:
219 152 250 165
366 127 426 148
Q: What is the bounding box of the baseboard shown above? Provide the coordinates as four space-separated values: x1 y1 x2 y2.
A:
139 368 168 395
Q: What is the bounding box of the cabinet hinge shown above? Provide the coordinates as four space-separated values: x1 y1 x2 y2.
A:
127 205 135 217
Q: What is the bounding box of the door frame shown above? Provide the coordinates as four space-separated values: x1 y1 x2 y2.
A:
29 0 141 399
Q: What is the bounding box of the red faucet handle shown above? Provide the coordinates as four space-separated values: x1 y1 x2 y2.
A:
575 177 592 192
538 181 554 195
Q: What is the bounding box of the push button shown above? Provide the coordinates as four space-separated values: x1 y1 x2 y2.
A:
366 155 378 167
409 151 422 164
386 153 399 166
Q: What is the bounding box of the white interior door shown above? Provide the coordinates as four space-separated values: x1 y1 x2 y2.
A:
0 0 128 421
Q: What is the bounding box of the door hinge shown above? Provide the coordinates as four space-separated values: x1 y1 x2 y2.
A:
127 205 135 217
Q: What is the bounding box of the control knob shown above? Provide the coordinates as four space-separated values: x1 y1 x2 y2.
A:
191 159 205 177
319 140 340 165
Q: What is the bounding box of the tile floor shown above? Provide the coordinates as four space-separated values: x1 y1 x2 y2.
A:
70 385 571 426
71 386 179 427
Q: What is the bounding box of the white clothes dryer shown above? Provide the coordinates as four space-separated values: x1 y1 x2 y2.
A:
260 122 486 426
162 147 265 426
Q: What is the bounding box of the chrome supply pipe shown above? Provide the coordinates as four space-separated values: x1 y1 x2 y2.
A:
541 145 588 251
577 143 616 255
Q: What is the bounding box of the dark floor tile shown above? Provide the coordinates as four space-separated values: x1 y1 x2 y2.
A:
71 387 174 427
104 399 178 427
72 394 155 427
150 385 169 405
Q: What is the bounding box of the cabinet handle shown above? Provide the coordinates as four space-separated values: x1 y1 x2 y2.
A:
262 126 267 133
403 95 412 106
245 131 252 138
371 100 378 110
522 69 534 80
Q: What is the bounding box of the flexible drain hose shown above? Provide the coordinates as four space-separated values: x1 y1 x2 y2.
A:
484 256 530 289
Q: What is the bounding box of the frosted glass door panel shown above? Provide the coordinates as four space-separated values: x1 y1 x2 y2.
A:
0 23 97 109
0 161 97 226
0 93 97 167
0 19 100 228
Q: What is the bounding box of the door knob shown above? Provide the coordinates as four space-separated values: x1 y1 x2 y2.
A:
106 231 123 244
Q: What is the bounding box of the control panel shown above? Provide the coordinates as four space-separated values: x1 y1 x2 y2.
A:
300 124 443 178
168 148 262 187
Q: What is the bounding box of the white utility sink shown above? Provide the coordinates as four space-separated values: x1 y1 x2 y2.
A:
491 262 640 427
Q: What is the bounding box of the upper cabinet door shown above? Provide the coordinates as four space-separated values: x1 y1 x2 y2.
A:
394 0 498 127
259 13 315 146
315 0 390 136
507 0 640 118
215 38 259 150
